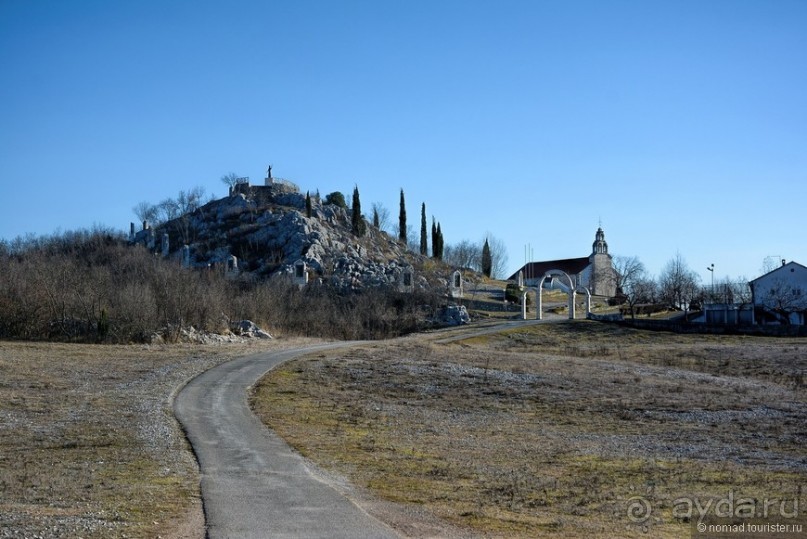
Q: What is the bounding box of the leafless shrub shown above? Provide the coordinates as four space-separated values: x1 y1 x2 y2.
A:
0 229 443 342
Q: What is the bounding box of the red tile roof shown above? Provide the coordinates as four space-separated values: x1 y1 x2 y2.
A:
507 257 590 281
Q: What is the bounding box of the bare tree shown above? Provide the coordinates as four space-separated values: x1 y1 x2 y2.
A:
759 256 783 276
759 279 807 324
135 187 209 244
658 252 701 312
444 239 480 270
711 276 752 305
612 255 649 318
371 202 390 232
405 224 419 253
157 198 180 223
634 276 659 304
132 201 158 226
175 186 206 243
177 186 206 215
220 172 240 191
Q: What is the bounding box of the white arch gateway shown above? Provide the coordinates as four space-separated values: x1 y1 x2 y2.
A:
521 270 591 320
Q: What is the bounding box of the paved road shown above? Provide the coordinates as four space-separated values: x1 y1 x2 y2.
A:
174 343 400 539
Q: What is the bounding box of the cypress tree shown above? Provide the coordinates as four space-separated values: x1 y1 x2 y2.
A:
436 222 444 260
398 189 407 243
431 217 437 258
352 185 366 237
373 207 380 228
481 238 492 277
305 191 312 218
420 203 427 255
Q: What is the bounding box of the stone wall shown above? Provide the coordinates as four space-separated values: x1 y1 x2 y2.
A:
232 181 300 208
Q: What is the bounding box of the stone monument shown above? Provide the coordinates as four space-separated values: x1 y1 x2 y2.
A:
226 255 239 277
398 266 414 293
293 259 308 287
450 270 463 299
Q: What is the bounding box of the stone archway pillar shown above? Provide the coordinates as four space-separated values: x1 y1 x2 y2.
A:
533 271 577 321
569 290 576 320
576 286 592 318
536 286 542 320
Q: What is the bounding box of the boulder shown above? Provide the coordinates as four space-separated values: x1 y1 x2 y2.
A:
436 305 471 326
231 320 273 339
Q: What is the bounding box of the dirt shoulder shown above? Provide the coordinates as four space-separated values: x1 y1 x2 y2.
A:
0 337 316 539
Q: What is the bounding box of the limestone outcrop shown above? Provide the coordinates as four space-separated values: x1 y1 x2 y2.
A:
139 184 436 292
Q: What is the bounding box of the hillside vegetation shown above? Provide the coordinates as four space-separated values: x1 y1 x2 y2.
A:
0 227 444 343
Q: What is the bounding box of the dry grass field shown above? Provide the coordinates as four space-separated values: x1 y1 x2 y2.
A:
252 321 807 538
0 338 312 539
3 320 804 538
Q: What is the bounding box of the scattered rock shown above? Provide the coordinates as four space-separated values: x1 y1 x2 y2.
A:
435 305 471 326
231 320 273 339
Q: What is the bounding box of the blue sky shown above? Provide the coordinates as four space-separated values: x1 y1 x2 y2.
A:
1 0 805 282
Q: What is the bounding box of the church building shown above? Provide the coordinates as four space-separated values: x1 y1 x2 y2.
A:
507 227 617 297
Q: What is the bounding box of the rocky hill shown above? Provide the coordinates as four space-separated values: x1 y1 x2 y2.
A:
130 181 439 291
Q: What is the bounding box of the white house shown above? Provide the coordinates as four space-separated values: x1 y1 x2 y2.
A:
749 260 807 325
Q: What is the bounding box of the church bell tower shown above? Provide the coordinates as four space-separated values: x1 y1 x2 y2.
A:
589 227 615 296
592 227 608 255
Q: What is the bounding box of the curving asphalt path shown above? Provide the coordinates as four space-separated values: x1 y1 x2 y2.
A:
174 342 400 539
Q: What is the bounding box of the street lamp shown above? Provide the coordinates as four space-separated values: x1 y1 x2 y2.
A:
707 263 715 301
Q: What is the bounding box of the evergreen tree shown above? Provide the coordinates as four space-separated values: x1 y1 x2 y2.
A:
481 238 492 277
398 189 407 243
431 217 438 258
435 222 444 260
420 203 427 255
305 191 312 218
352 185 366 237
324 191 347 209
373 207 380 228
